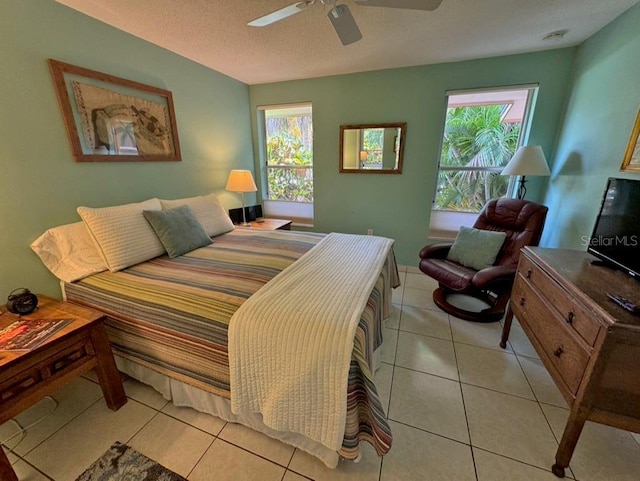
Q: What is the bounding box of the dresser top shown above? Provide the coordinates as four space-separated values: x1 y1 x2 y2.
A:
526 247 640 328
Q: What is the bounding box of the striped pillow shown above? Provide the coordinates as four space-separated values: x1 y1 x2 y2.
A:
78 198 165 272
160 193 234 237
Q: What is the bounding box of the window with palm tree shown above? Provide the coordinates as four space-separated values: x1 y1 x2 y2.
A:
433 88 536 214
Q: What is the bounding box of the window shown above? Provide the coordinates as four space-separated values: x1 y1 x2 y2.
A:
360 128 384 169
429 86 538 238
258 104 313 225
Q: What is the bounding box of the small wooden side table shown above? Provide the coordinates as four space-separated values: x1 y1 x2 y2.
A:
0 295 127 481
236 218 292 230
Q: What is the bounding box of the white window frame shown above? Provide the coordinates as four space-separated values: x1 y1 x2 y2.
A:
257 103 314 226
359 127 385 169
429 85 539 240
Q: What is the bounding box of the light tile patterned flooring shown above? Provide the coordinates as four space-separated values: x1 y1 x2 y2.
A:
3 266 640 480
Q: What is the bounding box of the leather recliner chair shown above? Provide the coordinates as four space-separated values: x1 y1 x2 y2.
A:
419 198 548 322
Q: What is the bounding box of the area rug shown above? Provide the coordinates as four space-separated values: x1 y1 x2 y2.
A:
75 442 187 481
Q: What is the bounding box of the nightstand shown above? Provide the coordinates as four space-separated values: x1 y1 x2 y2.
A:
0 296 127 481
236 218 292 230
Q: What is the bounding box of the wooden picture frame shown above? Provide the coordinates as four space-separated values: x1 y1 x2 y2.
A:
339 122 406 174
48 59 181 162
620 108 640 173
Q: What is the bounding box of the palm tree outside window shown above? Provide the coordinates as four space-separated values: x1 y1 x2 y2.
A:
429 86 538 238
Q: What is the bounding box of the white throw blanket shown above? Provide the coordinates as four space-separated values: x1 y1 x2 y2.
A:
228 232 394 450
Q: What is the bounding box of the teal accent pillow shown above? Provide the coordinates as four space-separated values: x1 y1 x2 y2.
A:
446 226 507 271
143 205 212 258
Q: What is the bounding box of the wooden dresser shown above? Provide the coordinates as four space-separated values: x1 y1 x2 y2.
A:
500 247 640 477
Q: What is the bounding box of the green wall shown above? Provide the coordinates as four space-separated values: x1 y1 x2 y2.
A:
3 0 635 301
249 49 576 266
0 0 254 298
541 3 640 249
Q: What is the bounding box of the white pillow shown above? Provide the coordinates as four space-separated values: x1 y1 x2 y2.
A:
160 193 234 237
30 222 108 282
77 198 165 272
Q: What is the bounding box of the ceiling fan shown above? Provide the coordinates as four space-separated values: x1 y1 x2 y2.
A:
248 0 444 46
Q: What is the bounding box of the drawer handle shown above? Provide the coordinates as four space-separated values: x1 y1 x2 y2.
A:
553 345 564 357
519 297 526 306
567 310 575 324
526 269 532 279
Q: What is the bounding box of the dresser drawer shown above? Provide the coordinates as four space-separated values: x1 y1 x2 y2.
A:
518 254 600 346
512 275 591 395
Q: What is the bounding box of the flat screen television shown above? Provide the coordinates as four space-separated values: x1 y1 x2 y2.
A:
588 178 640 279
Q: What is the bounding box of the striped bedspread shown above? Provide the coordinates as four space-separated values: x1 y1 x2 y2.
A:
63 228 398 460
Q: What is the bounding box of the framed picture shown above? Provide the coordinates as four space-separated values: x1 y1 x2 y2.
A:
48 59 181 162
620 108 640 173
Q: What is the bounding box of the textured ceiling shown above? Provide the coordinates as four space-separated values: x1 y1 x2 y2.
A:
55 0 639 85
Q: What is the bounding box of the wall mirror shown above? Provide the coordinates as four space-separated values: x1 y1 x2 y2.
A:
339 123 406 174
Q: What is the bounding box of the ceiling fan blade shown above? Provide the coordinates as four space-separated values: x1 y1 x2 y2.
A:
327 4 362 46
354 0 443 11
248 1 314 27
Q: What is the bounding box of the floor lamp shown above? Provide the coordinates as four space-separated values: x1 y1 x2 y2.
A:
225 170 257 226
502 146 551 199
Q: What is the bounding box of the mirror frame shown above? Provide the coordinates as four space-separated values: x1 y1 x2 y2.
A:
339 122 406 174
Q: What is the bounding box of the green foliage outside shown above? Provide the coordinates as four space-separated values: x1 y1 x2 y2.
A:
266 117 313 202
435 105 521 213
361 128 384 168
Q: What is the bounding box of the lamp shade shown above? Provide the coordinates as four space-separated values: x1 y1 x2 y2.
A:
225 169 257 193
501 146 550 176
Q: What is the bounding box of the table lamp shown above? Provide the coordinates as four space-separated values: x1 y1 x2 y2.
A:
360 151 368 167
225 170 257 226
501 145 551 199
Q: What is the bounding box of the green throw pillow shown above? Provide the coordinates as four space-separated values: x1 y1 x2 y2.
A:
446 226 507 271
143 205 212 258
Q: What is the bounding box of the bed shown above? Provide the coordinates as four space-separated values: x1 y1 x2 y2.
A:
31 195 399 467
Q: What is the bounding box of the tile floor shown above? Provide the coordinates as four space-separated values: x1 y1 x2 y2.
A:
3 266 640 480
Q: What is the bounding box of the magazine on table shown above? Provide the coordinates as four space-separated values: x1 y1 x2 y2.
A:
0 318 73 351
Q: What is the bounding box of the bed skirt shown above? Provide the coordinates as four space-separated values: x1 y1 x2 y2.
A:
113 349 381 468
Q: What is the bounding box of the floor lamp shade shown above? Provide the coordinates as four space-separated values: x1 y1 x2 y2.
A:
502 146 550 199
225 170 257 227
